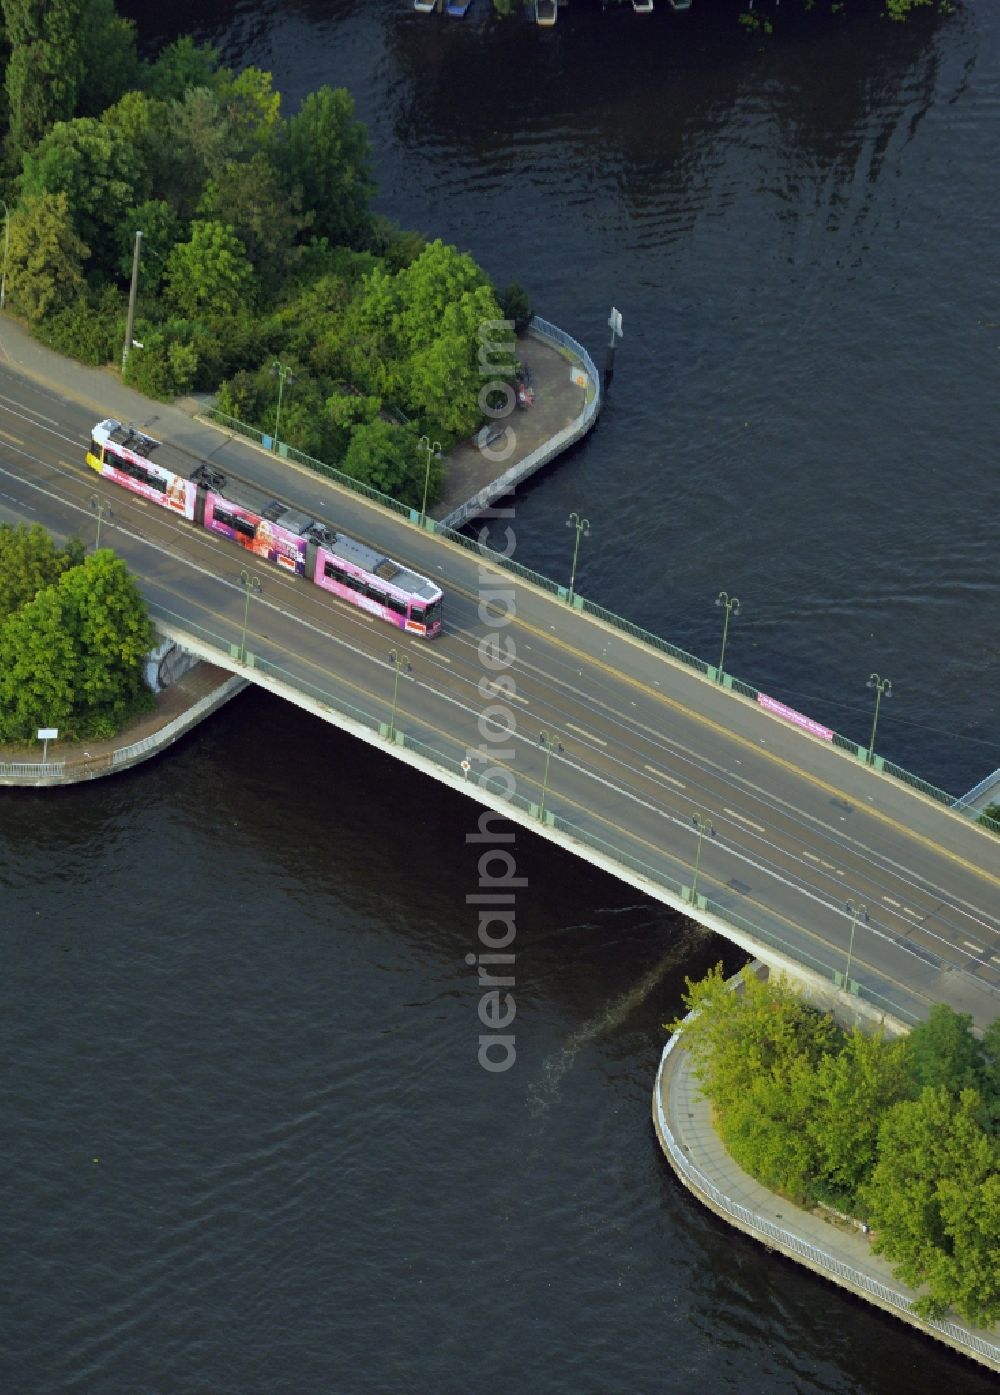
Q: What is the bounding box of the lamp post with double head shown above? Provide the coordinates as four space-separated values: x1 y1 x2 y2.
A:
866 673 892 766
387 649 412 741
237 569 262 666
418 434 442 527
90 494 112 550
566 512 590 605
271 361 295 452
0 198 9 313
537 730 563 821
844 900 868 987
690 813 716 905
715 591 741 683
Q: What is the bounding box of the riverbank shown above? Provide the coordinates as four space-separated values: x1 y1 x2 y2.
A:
652 966 1000 1375
0 663 247 787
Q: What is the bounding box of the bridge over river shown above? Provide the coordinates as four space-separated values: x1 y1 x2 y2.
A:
1 356 997 1033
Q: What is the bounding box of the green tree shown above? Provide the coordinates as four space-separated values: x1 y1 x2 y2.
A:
20 116 147 275
76 0 141 118
283 86 374 249
164 219 254 320
56 551 154 726
5 192 89 323
0 583 78 740
903 1003 983 1095
806 1028 912 1204
2 0 86 157
212 65 283 157
197 152 305 296
341 420 426 505
862 1087 1000 1323
114 199 182 295
0 522 83 622
142 35 219 103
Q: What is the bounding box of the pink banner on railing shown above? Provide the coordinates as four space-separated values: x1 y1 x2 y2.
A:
757 693 834 742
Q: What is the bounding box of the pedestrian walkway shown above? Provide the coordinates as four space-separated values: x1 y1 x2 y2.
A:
652 994 1000 1373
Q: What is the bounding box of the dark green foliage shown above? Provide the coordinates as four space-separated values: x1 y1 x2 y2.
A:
2 0 86 157
20 115 148 276
0 522 84 622
141 36 219 103
0 537 154 742
35 285 123 365
283 86 374 250
197 151 306 296
5 191 88 322
499 280 533 333
674 965 1000 1324
861 1088 1000 1324
341 420 429 506
122 332 197 401
903 1004 983 1094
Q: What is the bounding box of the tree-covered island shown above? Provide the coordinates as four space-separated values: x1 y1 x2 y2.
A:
0 1 531 511
670 965 1000 1326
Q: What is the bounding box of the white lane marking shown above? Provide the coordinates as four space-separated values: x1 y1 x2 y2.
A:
802 850 819 863
883 896 901 908
723 807 766 835
644 764 685 789
566 722 607 746
0 392 63 427
963 940 983 954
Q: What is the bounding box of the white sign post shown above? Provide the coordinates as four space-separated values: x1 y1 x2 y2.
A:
37 727 58 763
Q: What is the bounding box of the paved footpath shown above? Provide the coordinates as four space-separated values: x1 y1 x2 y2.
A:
653 1019 1000 1374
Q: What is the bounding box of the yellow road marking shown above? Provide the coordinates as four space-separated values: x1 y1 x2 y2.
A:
0 430 24 445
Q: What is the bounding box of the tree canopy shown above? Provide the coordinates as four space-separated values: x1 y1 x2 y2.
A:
672 965 1000 1323
0 530 154 742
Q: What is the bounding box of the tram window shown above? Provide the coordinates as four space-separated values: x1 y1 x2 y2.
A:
213 506 256 538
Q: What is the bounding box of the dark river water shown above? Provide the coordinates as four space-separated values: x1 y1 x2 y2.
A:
3 2 999 1391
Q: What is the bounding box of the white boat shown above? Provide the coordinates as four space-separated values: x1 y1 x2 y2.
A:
535 0 557 24
447 0 472 13
632 0 654 11
668 0 692 10
414 0 436 12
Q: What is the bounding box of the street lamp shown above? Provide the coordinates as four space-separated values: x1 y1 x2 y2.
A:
844 900 868 988
565 512 590 605
418 434 442 527
866 673 892 766
537 730 563 821
90 494 112 550
0 199 9 312
715 591 741 683
690 813 716 904
271 361 295 452
121 229 143 374
237 568 262 665
387 648 412 741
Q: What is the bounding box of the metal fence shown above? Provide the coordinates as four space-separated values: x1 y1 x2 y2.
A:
655 1030 1000 1370
0 761 65 779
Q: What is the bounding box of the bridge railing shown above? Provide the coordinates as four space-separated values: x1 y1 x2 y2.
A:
151 602 927 1026
199 405 999 838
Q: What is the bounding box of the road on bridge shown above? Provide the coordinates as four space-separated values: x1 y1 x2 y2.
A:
0 359 997 1030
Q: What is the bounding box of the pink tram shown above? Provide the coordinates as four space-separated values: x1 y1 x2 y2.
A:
86 419 443 638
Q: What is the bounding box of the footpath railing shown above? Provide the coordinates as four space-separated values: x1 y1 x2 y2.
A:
655 1025 1000 1371
150 601 930 1027
0 761 65 779
200 356 998 842
0 675 246 786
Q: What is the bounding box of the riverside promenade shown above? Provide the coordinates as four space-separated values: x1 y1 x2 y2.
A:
0 664 246 787
653 973 1000 1374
